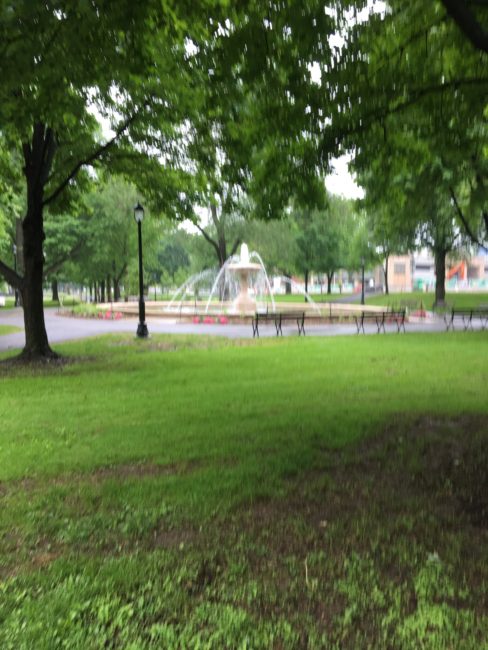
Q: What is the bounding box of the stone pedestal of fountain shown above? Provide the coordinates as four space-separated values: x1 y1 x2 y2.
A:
228 244 262 314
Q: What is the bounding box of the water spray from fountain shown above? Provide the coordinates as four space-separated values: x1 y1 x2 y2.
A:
165 243 317 317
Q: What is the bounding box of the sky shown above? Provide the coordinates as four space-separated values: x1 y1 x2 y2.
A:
325 154 364 199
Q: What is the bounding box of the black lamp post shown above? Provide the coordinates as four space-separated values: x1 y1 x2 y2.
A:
13 243 18 307
134 202 148 338
361 256 365 306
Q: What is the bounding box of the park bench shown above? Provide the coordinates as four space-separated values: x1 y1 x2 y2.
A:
354 309 406 334
444 307 488 331
252 311 306 337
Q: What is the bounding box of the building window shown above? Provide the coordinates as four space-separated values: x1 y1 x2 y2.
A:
415 264 431 271
394 263 406 274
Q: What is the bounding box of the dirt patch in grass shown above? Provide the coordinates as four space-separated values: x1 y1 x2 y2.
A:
0 459 205 498
218 413 488 644
0 353 97 376
87 458 204 483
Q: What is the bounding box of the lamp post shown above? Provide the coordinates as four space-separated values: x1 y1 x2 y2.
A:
12 243 18 307
134 202 148 338
361 256 365 306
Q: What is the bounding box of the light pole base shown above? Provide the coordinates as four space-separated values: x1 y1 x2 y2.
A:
136 322 149 338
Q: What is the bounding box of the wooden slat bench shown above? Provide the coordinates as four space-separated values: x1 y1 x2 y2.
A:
354 309 406 334
252 311 306 337
444 307 488 331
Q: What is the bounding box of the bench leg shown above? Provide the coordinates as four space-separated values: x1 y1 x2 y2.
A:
297 319 305 336
252 320 259 338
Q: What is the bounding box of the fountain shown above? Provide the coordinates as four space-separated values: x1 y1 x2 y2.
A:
101 241 330 322
226 244 262 313
160 243 325 320
202 244 275 315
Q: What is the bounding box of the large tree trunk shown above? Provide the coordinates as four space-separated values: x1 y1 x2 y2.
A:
51 279 59 302
434 248 447 307
304 269 309 301
19 123 58 360
100 279 106 303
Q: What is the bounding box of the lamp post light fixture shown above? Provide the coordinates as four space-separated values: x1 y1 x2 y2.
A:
361 256 365 306
134 202 148 338
12 243 18 307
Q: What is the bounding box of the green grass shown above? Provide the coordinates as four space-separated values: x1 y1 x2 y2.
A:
273 292 343 303
0 325 21 336
0 295 80 309
0 296 15 309
0 333 487 648
366 291 488 310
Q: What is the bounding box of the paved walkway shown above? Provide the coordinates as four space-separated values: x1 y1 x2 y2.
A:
0 306 476 353
0 308 476 351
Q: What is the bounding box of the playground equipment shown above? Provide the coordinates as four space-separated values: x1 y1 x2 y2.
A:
446 261 467 281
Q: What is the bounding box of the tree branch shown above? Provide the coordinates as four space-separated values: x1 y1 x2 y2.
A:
44 240 84 276
0 259 23 289
326 77 488 156
194 222 220 258
440 0 488 53
230 237 241 257
449 186 487 250
43 108 145 207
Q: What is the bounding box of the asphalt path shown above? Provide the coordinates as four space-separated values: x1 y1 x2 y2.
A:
0 306 471 353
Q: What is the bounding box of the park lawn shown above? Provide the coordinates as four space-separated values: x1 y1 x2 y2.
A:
0 325 21 336
0 296 15 309
0 295 78 310
273 292 340 303
0 332 487 648
366 290 488 310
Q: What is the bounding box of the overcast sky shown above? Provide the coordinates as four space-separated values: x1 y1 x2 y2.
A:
325 154 364 199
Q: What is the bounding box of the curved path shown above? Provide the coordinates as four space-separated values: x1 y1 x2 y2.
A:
0 306 476 353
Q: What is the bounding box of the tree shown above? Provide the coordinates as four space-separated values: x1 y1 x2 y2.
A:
406 163 470 306
43 209 90 302
294 208 319 297
193 196 246 269
289 192 357 297
246 218 299 293
0 2 207 359
146 230 191 294
355 120 470 305
316 195 355 293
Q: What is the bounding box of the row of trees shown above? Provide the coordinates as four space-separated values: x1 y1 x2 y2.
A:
145 193 361 297
19 184 361 302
